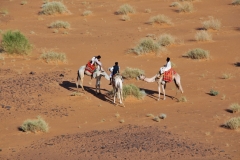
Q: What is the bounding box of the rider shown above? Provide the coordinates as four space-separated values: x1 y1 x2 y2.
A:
91 55 102 69
109 62 120 85
160 57 171 75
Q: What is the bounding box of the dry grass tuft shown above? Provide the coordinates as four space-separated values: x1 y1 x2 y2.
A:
82 10 92 16
50 20 70 29
178 2 193 13
158 34 175 46
122 67 145 79
232 0 240 5
117 4 135 15
40 51 67 63
185 48 209 59
210 89 218 96
70 92 83 96
177 96 187 102
195 30 212 41
21 1 28 5
123 84 146 99
132 38 160 55
202 17 221 30
119 119 125 123
230 103 240 113
225 117 240 130
153 116 161 122
40 1 68 15
222 73 232 79
146 113 155 118
144 9 151 13
20 116 49 133
170 2 180 7
148 14 172 25
0 8 9 16
121 15 130 21
159 113 167 119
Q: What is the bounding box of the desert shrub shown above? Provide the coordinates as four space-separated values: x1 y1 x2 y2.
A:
178 2 193 13
148 14 172 25
21 1 28 5
202 17 221 30
225 117 240 130
159 113 167 119
0 8 9 15
20 116 49 133
119 119 125 123
40 1 68 15
195 30 212 41
177 96 187 102
1 30 32 55
185 48 209 59
0 55 4 60
117 4 135 15
146 113 155 118
153 116 160 122
232 0 240 5
222 73 232 79
158 34 175 46
122 67 145 79
82 10 92 16
210 89 218 96
50 20 70 29
70 92 82 96
122 84 146 99
40 51 67 63
145 9 151 13
121 15 130 21
230 103 240 113
132 38 160 55
170 2 180 7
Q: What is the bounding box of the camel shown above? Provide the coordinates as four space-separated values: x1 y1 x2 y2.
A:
76 65 110 94
112 75 124 107
139 71 183 101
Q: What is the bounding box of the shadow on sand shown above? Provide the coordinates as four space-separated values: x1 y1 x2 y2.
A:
59 81 114 104
140 87 177 101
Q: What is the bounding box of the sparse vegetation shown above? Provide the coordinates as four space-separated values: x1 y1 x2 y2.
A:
0 8 9 16
153 116 161 122
232 0 240 5
122 67 145 79
146 113 155 118
40 51 67 63
0 55 4 60
70 92 82 96
221 94 226 100
177 96 187 102
53 29 58 33
145 9 151 13
159 113 167 119
40 1 68 15
21 1 27 5
202 17 221 30
195 30 212 41
170 2 180 7
121 15 130 21
185 48 209 59
1 30 32 55
115 112 120 118
50 20 70 29
117 4 135 15
148 14 172 25
178 2 193 13
20 116 49 133
210 89 219 96
82 10 92 16
230 103 240 113
132 38 160 55
158 34 175 46
225 117 240 130
122 84 146 99
119 119 125 123
222 73 232 79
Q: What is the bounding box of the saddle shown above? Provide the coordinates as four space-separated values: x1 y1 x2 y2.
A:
163 69 176 82
85 61 96 74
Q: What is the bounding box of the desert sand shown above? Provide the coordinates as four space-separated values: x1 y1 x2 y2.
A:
0 0 240 159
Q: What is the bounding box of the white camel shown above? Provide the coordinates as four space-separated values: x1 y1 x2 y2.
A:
139 71 183 101
76 65 110 94
112 75 124 107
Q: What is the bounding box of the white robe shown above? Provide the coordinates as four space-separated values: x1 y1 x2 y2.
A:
160 61 171 74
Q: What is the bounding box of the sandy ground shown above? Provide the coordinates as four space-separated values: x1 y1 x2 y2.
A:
0 0 240 159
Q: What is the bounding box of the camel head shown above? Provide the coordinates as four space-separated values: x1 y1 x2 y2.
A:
138 74 145 80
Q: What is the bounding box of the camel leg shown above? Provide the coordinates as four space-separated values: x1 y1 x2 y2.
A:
161 84 166 100
157 82 161 101
113 88 116 104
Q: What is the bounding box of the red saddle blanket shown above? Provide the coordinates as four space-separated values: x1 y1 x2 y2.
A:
85 61 96 73
163 69 176 82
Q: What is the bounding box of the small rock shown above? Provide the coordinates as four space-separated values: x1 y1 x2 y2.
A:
29 71 35 75
60 74 64 77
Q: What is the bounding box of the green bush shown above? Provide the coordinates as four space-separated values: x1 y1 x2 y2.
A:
117 4 135 15
123 84 146 99
1 30 32 55
232 0 240 5
50 20 70 29
122 67 145 79
20 116 49 133
132 38 160 55
40 1 68 15
158 34 175 46
40 51 67 63
210 89 218 96
148 14 172 25
186 48 209 59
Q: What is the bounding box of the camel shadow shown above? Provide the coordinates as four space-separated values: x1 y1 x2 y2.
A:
59 81 113 104
140 87 176 101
